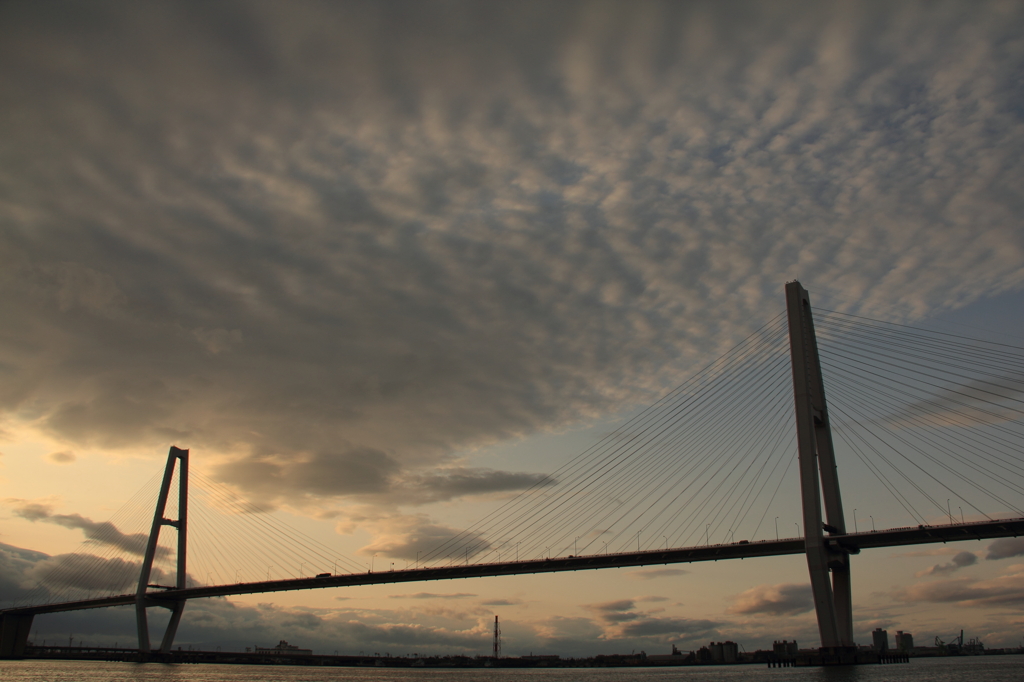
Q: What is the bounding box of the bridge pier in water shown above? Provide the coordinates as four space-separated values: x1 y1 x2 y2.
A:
0 612 33 658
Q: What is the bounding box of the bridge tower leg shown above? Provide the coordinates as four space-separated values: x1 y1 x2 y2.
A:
785 282 854 654
136 446 189 655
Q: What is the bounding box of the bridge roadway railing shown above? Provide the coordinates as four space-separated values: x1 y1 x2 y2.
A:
4 517 1022 618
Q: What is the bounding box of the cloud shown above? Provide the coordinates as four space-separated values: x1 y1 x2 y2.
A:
893 547 964 558
0 542 50 605
581 596 720 642
882 375 1024 429
45 451 76 464
987 538 1024 561
616 617 719 640
0 541 507 654
627 568 689 580
399 469 554 505
356 515 491 562
26 553 170 595
856 617 898 634
728 583 814 616
590 599 636 612
479 598 522 606
215 449 401 501
387 589 475 593
0 541 174 607
585 599 639 624
895 565 1024 607
915 551 978 577
6 499 170 559
2 1 1024 526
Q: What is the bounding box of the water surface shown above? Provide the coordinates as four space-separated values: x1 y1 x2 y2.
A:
0 657 1020 682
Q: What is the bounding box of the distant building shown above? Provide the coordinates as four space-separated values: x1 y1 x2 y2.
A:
255 640 312 655
708 641 738 663
895 631 914 651
773 640 798 656
872 628 889 652
646 645 695 666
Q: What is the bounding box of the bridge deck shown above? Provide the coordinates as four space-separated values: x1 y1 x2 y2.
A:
6 518 1021 617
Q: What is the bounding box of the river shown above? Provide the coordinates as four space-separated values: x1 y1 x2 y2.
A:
0 656 1020 682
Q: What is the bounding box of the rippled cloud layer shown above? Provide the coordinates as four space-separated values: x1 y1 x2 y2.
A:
2 1 1022 510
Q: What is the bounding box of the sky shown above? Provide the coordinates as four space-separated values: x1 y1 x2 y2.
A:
2 0 1024 657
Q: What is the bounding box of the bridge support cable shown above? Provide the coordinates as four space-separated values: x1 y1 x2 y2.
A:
7 472 169 610
824 374 1019 518
822 360 1024 485
185 469 367 580
620 375 795 552
811 310 1024 523
829 419 929 525
515 350 794 558
419 313 799 565
136 446 189 654
785 281 853 651
419 313 794 561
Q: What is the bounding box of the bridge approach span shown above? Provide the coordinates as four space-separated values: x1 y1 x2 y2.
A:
6 517 1021 618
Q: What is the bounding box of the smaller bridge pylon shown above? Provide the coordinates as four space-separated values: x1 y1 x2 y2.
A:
135 446 189 655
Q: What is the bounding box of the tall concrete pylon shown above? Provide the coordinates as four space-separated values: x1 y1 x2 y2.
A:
785 282 855 651
136 446 189 654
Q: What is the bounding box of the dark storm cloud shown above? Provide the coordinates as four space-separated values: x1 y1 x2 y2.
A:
389 592 476 600
3 540 494 653
26 554 170 594
617 617 719 639
0 542 173 606
2 1 1024 510
728 583 814 616
358 516 492 561
581 597 717 640
402 469 553 503
6 499 170 559
585 599 640 623
895 565 1024 607
29 595 492 655
987 538 1024 560
628 568 689 580
215 449 400 499
915 550 977 577
479 598 521 606
0 542 48 605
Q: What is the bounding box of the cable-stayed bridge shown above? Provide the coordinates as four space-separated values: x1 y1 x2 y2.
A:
3 282 1023 663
